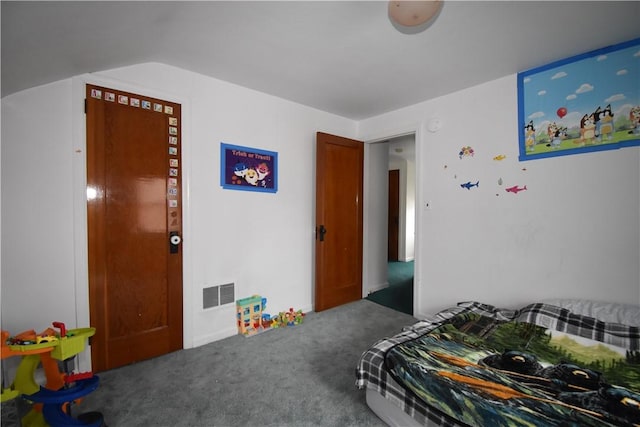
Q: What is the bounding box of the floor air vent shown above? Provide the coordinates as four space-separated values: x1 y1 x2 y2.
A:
203 283 235 309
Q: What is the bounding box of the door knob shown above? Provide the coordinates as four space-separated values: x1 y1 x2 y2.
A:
318 225 327 242
169 232 181 253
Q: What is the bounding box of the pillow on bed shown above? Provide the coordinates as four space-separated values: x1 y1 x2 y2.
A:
540 298 640 327
517 302 639 350
455 300 522 321
403 301 519 334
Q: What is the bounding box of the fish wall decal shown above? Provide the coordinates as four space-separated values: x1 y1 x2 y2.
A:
460 181 479 190
505 185 527 194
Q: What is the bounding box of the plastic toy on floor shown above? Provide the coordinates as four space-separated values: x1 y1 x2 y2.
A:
236 295 272 337
271 308 304 328
1 322 105 427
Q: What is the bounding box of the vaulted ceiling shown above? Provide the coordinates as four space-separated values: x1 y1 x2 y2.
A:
2 1 639 120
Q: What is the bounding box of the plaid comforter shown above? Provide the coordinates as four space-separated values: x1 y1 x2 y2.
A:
355 301 639 427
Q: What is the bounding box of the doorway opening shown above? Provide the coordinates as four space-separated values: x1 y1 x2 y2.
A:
365 134 415 315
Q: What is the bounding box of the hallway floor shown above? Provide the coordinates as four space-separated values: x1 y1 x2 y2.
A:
366 261 413 315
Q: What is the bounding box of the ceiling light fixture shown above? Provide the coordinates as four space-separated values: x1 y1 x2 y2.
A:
388 0 443 28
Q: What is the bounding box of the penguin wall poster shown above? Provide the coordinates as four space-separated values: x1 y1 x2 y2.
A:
220 143 278 193
517 37 640 161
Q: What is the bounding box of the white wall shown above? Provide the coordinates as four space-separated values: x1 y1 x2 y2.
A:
1 63 357 349
2 65 639 353
363 142 389 294
405 157 415 261
359 74 640 317
1 80 77 333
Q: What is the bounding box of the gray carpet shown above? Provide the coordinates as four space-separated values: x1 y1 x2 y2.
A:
78 299 416 426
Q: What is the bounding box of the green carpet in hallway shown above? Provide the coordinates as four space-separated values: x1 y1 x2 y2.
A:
366 261 413 315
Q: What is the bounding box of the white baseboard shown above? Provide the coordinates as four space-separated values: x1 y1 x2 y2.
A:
366 281 389 295
192 303 314 347
192 327 237 348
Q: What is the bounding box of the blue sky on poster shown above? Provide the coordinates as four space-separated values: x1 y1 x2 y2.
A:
522 41 640 131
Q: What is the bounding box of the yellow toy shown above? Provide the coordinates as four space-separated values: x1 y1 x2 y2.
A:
1 322 103 426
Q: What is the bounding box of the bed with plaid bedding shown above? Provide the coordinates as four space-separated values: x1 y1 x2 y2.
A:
356 302 639 426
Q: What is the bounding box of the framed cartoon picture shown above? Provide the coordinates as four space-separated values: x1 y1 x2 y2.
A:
518 37 640 161
220 143 278 193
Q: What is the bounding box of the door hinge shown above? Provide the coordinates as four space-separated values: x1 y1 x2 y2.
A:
84 98 87 114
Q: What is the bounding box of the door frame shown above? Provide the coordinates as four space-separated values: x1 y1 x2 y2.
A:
361 124 422 316
70 75 193 372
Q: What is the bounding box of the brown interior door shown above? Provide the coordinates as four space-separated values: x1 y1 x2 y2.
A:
315 132 364 312
86 84 183 372
388 169 400 261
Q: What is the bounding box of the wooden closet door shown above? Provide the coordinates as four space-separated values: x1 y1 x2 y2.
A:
86 84 183 371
